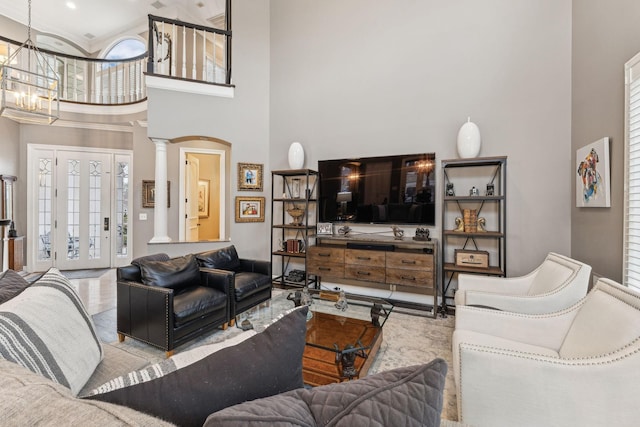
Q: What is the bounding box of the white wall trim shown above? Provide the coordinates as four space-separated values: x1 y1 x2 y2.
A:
145 75 235 98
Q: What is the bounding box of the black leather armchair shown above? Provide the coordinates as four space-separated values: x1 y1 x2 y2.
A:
116 253 232 357
195 245 272 325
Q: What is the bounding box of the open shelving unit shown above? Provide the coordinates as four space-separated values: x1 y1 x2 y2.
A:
440 156 507 314
271 169 318 288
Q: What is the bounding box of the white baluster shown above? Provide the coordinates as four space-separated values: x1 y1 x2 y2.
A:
171 24 176 77
182 25 187 78
160 21 165 75
202 29 206 82
192 27 197 80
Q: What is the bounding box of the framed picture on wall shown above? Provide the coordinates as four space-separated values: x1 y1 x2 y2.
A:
576 137 611 208
142 180 170 208
238 163 263 191
235 196 265 222
198 179 210 218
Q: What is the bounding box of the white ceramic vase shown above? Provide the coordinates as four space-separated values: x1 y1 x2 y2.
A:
288 142 305 169
457 117 481 158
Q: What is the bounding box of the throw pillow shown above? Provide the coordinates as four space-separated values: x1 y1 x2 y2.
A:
204 358 448 427
0 359 175 426
0 269 31 304
0 268 103 396
86 306 309 427
139 254 201 291
196 245 241 271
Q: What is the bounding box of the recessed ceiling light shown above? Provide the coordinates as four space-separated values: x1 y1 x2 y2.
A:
66 2 76 10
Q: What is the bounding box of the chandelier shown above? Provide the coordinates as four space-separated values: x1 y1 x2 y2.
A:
0 0 59 124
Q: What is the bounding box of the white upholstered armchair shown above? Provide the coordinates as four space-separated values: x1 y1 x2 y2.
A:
453 278 640 427
454 252 591 314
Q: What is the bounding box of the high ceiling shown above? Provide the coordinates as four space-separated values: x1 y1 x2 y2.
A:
0 0 226 53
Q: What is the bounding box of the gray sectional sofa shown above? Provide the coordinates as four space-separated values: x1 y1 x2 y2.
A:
0 268 453 426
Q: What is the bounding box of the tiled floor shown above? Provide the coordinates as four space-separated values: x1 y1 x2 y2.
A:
67 268 117 315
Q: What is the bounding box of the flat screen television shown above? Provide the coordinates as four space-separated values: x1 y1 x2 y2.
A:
318 153 436 225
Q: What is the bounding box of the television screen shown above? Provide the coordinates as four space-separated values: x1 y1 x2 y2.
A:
318 153 436 225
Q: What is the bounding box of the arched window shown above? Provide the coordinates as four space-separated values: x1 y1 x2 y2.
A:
104 38 146 61
98 37 146 103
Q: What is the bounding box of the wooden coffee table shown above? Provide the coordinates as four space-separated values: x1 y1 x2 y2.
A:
299 293 393 386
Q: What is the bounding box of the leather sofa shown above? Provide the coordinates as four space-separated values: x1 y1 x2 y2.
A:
116 253 232 357
195 245 272 324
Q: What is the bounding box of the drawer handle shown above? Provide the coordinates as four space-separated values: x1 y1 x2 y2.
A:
319 253 331 257
402 260 417 264
357 271 370 276
356 256 371 261
401 275 417 281
319 267 331 271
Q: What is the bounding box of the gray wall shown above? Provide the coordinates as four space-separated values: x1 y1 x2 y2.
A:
571 0 640 282
269 0 573 276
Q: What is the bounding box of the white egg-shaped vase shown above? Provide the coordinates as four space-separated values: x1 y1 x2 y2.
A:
457 118 482 159
288 142 305 169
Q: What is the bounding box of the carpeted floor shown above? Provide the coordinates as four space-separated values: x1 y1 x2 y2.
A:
93 289 458 421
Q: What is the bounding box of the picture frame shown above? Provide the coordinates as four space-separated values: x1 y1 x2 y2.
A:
317 222 333 235
237 163 263 191
142 180 170 208
235 196 265 222
198 179 210 218
576 137 611 208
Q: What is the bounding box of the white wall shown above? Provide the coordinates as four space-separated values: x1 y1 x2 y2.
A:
269 0 573 276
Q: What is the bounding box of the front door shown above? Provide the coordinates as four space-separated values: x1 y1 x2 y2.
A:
28 146 128 272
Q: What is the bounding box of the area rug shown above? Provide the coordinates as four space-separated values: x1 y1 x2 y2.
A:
94 289 457 421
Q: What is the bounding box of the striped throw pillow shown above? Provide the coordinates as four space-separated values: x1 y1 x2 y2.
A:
0 268 103 396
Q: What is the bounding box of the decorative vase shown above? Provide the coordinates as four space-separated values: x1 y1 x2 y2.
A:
287 207 305 225
288 142 305 169
457 117 481 158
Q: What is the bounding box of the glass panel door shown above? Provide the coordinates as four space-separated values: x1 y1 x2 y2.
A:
55 151 111 270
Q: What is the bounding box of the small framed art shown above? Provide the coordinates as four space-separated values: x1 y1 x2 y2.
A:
198 179 210 218
238 163 263 191
317 222 333 235
142 180 170 208
235 196 265 222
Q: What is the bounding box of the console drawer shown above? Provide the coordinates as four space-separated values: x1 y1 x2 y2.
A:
345 249 386 266
308 246 345 263
386 252 433 271
344 265 386 282
307 262 344 278
386 268 434 288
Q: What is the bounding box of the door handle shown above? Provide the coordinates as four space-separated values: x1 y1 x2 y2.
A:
104 217 110 231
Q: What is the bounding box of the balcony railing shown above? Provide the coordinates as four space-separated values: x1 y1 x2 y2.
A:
0 11 232 107
147 14 232 86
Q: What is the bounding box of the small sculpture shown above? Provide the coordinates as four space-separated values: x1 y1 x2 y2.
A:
486 183 495 196
454 217 465 232
287 290 303 307
334 342 367 379
338 225 351 236
413 227 431 241
370 303 389 327
477 217 487 232
446 182 455 197
391 225 404 240
334 290 348 311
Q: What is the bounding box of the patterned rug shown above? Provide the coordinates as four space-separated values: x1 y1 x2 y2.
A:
93 289 458 421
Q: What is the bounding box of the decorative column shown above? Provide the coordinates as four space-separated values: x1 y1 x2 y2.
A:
150 138 172 243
